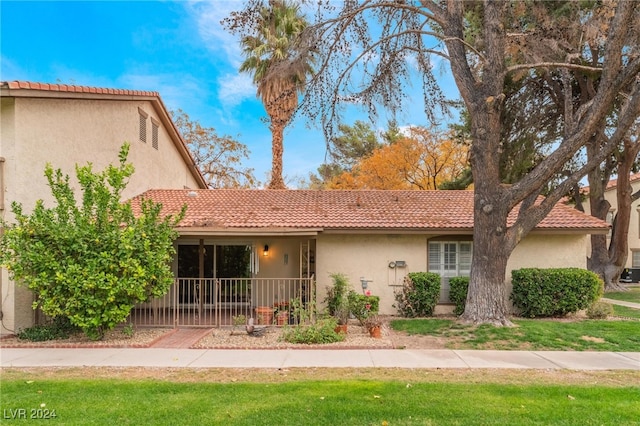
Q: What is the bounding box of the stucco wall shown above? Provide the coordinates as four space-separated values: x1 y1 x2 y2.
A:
315 232 588 316
6 97 200 213
315 234 429 315
0 96 202 334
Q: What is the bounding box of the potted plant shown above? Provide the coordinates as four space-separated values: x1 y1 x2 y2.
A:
231 314 247 335
364 314 382 338
334 302 350 334
325 273 351 334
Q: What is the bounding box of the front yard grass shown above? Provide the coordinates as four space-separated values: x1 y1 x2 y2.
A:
605 284 640 304
612 304 640 319
1 375 638 425
390 318 640 351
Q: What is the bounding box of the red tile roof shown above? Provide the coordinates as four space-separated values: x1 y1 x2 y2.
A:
582 172 640 194
130 189 609 233
1 80 159 97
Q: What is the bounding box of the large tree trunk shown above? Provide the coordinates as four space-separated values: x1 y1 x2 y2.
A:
461 193 514 325
268 120 286 189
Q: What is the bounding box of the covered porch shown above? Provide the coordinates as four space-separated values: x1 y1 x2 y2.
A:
129 235 316 327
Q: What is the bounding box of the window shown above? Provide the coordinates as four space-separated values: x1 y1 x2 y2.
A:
428 241 472 303
151 118 159 150
138 108 148 143
632 250 640 268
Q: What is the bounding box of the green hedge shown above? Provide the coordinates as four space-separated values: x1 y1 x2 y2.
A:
510 268 603 318
449 277 470 316
394 272 440 317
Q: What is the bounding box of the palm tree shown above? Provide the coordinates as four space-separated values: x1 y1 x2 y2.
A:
239 0 313 189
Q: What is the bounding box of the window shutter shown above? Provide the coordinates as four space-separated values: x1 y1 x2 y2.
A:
428 242 440 273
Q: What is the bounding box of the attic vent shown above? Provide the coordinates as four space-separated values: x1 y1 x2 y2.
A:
138 108 148 143
151 118 159 150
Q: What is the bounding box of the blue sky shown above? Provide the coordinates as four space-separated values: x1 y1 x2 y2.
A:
1 1 459 187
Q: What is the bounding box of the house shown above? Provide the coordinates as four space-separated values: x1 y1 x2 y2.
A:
0 81 208 334
127 189 609 327
582 173 640 279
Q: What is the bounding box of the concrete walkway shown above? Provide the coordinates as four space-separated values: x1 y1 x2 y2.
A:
2 347 638 370
601 297 640 309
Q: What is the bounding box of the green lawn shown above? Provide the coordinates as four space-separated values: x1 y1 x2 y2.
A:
390 318 640 351
613 304 640 319
605 284 640 304
1 377 638 425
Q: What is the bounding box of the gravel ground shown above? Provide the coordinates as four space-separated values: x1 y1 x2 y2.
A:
0 318 447 349
0 328 172 348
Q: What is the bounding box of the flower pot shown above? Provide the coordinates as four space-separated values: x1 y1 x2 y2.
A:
369 326 382 338
334 324 348 334
255 306 274 325
276 311 289 326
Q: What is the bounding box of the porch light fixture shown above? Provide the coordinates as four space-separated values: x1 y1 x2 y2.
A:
263 244 269 257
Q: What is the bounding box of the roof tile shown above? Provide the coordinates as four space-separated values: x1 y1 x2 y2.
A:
130 190 609 232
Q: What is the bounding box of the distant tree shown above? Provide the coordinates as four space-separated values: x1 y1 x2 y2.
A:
310 120 382 187
226 0 314 189
0 144 184 340
327 127 468 190
298 1 640 325
172 109 256 188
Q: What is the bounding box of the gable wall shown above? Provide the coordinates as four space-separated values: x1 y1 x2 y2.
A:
5 96 199 214
0 96 201 334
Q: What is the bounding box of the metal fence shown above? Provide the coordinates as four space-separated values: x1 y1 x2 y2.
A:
128 276 315 327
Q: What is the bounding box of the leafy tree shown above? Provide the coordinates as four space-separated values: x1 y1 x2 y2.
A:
328 127 469 190
226 0 314 189
296 1 640 324
0 144 185 340
171 109 257 188
310 120 382 187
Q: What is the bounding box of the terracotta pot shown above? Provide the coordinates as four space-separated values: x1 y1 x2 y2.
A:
255 306 274 325
334 324 348 334
276 311 289 326
369 326 382 338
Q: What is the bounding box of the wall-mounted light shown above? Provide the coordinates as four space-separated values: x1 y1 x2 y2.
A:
263 244 269 257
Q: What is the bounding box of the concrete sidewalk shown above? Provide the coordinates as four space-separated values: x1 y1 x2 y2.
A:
2 348 638 370
601 297 640 309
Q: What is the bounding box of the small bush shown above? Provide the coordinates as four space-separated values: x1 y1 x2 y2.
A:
324 273 351 324
449 277 470 316
510 268 603 318
394 272 440 317
280 317 345 344
347 290 380 325
17 317 79 342
586 301 614 319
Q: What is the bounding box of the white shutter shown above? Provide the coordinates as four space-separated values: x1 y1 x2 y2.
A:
459 242 472 276
428 242 441 273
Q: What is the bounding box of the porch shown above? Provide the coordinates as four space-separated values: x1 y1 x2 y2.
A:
128 277 315 327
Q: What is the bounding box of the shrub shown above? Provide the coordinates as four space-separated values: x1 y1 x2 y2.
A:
324 273 351 324
449 277 470 316
0 144 184 340
17 317 79 342
347 290 380 325
280 316 345 344
394 272 440 317
510 268 603 318
586 301 614 319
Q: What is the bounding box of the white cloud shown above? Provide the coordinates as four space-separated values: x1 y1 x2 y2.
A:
218 73 256 106
186 1 244 67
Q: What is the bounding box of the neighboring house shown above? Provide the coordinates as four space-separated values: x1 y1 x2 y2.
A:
127 189 608 327
0 81 208 335
582 173 640 278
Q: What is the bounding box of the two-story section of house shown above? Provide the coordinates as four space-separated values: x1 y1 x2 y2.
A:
0 81 208 334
